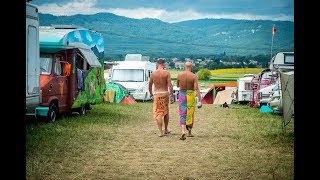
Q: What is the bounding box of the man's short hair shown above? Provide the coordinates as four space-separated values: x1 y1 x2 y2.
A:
157 58 165 64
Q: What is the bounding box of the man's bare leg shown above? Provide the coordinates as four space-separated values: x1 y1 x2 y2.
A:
187 115 194 137
180 125 186 140
164 114 170 134
156 116 164 137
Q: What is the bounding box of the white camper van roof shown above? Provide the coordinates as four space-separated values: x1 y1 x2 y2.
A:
113 61 155 70
125 54 143 61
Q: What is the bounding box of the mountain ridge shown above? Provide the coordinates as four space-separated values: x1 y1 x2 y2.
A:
39 13 294 58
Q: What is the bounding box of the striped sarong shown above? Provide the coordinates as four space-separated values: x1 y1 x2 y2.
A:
178 90 196 130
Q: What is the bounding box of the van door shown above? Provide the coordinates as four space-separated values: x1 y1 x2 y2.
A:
52 55 69 112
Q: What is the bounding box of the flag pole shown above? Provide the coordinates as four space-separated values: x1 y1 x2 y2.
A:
270 24 275 83
270 24 274 60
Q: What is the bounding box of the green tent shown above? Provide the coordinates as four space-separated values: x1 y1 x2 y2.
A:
104 82 131 103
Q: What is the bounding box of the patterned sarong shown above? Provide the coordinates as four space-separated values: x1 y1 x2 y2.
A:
178 90 196 130
153 93 169 120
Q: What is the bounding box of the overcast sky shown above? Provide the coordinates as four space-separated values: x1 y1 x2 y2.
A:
31 0 294 23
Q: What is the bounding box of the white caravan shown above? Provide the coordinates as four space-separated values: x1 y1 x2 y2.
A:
26 2 41 117
237 76 253 104
111 54 156 101
268 52 294 113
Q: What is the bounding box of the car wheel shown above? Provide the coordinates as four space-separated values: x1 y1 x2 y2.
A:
79 106 86 115
47 104 58 122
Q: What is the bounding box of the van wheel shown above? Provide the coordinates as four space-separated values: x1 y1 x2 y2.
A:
47 104 58 122
79 106 86 115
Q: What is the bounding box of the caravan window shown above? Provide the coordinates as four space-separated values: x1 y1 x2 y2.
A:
40 53 52 75
112 69 144 82
284 54 294 64
245 82 252 90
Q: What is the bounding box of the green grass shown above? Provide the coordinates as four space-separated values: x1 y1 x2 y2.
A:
26 102 294 179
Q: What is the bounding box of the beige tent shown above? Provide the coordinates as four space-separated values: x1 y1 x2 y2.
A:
281 71 294 126
213 87 237 105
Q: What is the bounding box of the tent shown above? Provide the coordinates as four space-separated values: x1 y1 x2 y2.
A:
104 82 135 103
213 87 237 105
281 71 294 126
201 82 237 104
120 96 137 104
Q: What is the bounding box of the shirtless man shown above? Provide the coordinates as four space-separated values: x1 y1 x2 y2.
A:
148 59 174 137
176 61 201 140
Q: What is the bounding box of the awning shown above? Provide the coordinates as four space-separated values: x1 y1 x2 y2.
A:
78 48 102 68
257 84 276 94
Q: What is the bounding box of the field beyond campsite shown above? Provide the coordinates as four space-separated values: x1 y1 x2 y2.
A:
26 102 294 179
169 68 263 88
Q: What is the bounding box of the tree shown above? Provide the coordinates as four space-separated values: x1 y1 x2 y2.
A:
197 68 211 80
192 65 200 73
169 62 175 69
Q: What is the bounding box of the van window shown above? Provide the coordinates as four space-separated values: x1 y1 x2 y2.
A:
145 70 149 81
112 69 144 82
40 53 52 75
145 70 153 81
76 52 89 70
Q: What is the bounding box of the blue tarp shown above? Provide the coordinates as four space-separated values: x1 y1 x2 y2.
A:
260 105 273 113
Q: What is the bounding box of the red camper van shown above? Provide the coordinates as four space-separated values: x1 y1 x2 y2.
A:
36 25 105 122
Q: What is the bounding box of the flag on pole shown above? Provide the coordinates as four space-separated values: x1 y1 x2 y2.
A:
272 24 277 36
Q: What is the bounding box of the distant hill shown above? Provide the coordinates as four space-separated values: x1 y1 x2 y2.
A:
39 13 294 58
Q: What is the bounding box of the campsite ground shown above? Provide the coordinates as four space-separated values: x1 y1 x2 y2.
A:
26 102 294 179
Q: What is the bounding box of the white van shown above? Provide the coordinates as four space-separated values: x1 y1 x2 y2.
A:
111 54 156 101
26 2 41 117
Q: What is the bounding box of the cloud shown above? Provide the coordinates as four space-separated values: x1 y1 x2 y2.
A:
37 0 105 16
37 0 294 22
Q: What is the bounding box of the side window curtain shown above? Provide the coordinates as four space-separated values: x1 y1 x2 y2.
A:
54 56 64 76
76 53 85 91
54 61 62 76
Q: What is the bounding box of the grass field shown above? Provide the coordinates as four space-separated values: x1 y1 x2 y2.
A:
169 68 262 87
26 102 294 179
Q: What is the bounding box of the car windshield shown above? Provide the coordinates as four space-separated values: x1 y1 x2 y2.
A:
112 69 144 82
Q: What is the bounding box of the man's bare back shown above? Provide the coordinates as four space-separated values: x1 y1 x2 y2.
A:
150 69 172 92
177 71 197 90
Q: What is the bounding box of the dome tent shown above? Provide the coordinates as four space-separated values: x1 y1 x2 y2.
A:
104 82 136 103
